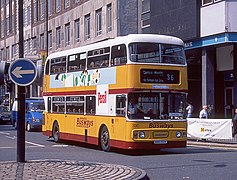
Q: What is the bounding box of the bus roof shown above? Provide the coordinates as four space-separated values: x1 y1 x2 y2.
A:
46 34 184 60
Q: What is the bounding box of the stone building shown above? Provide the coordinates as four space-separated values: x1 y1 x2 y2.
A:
1 0 237 118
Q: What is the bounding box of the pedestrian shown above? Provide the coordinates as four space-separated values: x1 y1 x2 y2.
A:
186 101 193 118
232 108 237 137
199 105 208 119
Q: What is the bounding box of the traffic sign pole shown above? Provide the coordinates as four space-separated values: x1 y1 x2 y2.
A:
17 0 25 163
17 86 25 162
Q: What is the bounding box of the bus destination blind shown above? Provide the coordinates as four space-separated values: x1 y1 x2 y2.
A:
140 69 180 84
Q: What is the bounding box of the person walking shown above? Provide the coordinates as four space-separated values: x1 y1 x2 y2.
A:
232 108 237 137
199 105 208 119
186 102 194 118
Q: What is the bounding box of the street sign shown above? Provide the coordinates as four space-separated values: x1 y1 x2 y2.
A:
9 58 37 86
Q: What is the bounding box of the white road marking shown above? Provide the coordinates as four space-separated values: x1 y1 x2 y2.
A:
5 136 16 139
1 132 67 148
0 132 10 135
25 141 45 147
0 146 16 149
0 146 39 149
52 144 68 147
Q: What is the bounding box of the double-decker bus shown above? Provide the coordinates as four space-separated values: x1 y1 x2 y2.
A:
42 34 188 151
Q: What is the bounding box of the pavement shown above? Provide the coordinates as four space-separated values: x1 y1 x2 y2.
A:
1 140 237 180
188 138 237 149
0 159 148 180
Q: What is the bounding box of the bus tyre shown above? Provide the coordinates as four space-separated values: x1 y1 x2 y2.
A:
100 126 110 152
52 121 60 143
26 122 31 132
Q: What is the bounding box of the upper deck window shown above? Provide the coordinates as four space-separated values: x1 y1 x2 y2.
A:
111 44 127 66
129 42 185 65
50 57 67 74
87 47 110 69
68 52 86 72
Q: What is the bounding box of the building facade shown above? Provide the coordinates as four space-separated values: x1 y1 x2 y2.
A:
0 0 138 104
0 0 237 118
139 0 237 118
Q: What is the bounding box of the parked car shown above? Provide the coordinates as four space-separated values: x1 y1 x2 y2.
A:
0 105 11 124
11 98 45 131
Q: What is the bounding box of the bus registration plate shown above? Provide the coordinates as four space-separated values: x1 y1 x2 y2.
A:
154 140 167 144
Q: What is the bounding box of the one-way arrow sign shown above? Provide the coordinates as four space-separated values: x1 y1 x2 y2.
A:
12 66 35 78
9 58 37 86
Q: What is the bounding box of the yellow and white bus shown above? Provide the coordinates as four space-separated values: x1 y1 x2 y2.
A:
42 34 188 151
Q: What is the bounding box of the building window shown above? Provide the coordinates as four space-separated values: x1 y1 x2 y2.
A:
12 44 17 59
106 3 112 32
32 37 37 51
24 40 28 55
65 23 70 46
202 0 213 6
27 39 31 55
40 0 45 20
48 30 52 50
56 27 61 49
6 47 10 61
24 39 31 56
48 0 53 16
95 8 102 36
74 18 80 43
85 14 90 40
0 49 4 60
65 0 70 9
33 0 39 22
40 33 44 50
56 0 61 13
12 0 15 33
141 0 150 33
1 21 4 38
27 6 31 26
6 17 10 34
0 0 4 37
6 0 10 34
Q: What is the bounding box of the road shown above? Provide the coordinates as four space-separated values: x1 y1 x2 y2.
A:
1 124 237 180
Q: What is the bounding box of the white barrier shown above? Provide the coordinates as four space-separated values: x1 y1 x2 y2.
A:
187 118 232 139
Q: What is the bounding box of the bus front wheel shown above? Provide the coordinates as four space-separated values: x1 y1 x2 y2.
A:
52 121 60 143
100 126 110 152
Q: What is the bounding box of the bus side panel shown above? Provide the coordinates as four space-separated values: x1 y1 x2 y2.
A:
74 115 97 144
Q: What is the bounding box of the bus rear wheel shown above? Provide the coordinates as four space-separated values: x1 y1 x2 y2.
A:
100 126 110 152
52 121 60 143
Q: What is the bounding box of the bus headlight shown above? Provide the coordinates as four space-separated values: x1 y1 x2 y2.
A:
176 131 181 138
32 118 40 122
139 131 145 139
